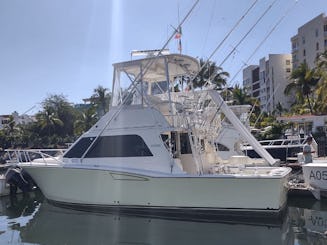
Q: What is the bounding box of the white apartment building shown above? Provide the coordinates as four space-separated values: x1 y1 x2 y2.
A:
291 13 327 69
243 54 292 113
243 65 259 97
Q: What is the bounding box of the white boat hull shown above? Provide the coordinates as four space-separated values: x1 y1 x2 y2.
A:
21 164 290 214
302 162 327 191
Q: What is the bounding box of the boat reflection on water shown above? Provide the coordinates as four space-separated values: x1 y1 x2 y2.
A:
19 203 291 245
0 191 42 220
5 194 292 245
1 193 327 244
288 197 327 244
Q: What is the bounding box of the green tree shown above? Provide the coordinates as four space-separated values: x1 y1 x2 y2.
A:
3 115 25 148
90 85 111 117
34 94 76 147
42 94 76 137
284 62 319 114
314 51 327 114
273 102 286 116
231 85 253 105
193 59 229 89
37 107 64 136
74 107 98 136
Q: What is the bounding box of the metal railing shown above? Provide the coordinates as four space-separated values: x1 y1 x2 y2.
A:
4 149 66 165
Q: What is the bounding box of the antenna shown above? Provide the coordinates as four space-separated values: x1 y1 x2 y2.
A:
190 0 259 87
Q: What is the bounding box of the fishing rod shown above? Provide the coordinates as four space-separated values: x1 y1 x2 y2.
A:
203 0 279 88
228 0 299 87
253 83 282 128
190 0 259 88
232 0 299 125
218 0 279 69
5 105 36 127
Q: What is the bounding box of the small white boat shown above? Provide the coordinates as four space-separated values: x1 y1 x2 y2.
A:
302 161 327 199
9 53 291 219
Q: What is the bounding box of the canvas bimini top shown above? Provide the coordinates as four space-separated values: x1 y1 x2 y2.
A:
112 53 200 82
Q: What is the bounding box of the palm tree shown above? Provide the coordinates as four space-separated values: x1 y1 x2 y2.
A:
37 107 64 136
74 107 98 136
90 86 111 116
314 51 327 114
284 62 319 114
232 85 253 105
193 59 229 89
41 94 76 137
316 50 327 70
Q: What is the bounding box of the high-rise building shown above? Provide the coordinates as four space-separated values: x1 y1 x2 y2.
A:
291 13 327 69
243 65 259 97
243 54 292 113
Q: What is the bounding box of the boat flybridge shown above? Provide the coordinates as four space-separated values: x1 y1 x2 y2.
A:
14 53 291 219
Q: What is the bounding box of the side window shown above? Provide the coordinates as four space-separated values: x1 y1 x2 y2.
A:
64 135 153 158
64 137 96 158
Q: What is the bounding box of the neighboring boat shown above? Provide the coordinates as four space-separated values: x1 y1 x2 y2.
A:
288 198 327 243
302 160 327 199
0 166 34 196
214 110 316 163
242 137 309 162
9 53 291 219
0 163 33 196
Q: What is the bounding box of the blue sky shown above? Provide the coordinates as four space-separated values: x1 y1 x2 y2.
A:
0 0 326 115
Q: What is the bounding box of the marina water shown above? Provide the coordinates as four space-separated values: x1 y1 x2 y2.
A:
0 191 326 244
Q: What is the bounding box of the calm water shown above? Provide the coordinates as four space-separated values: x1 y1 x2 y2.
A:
0 191 326 245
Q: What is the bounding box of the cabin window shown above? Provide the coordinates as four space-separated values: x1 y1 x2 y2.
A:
180 133 192 154
215 143 229 151
64 137 96 158
64 135 153 158
160 133 179 157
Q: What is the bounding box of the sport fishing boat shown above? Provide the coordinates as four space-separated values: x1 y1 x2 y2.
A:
11 53 291 219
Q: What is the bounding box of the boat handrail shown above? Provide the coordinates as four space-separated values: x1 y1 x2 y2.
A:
242 137 306 147
4 149 65 165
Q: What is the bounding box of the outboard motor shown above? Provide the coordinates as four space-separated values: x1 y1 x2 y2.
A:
5 166 35 195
